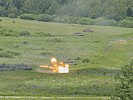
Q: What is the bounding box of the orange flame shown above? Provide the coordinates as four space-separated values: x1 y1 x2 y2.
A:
40 57 70 73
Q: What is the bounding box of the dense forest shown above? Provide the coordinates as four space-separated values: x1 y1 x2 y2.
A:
0 0 133 20
0 0 133 27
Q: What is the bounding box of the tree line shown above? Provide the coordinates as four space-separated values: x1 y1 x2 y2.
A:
0 0 133 20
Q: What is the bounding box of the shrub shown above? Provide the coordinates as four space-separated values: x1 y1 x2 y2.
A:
0 19 2 21
68 16 80 24
94 17 117 26
55 16 70 23
54 16 80 24
19 31 30 36
82 58 90 63
118 17 133 28
34 32 52 37
47 38 63 43
77 17 94 25
0 52 13 58
20 14 36 20
12 20 15 23
0 27 18 36
6 51 21 56
40 52 51 56
0 50 21 58
36 14 54 22
0 48 3 51
54 16 68 23
75 57 81 60
54 16 61 22
112 60 133 100
8 13 17 18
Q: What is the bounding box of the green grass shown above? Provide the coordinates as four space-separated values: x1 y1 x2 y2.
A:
0 97 110 100
0 70 115 97
0 17 133 98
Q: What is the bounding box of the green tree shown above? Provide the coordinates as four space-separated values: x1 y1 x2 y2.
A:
0 6 6 16
112 60 133 100
13 0 23 10
0 0 133 21
127 7 133 17
8 6 18 16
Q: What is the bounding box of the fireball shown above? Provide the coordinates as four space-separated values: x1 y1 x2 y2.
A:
40 57 70 73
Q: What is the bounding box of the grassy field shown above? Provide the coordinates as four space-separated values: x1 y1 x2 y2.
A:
0 17 133 98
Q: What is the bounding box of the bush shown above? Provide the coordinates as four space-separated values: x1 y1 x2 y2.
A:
0 52 13 58
75 57 81 60
36 14 54 22
54 16 69 23
82 58 90 63
112 60 133 100
68 17 81 24
19 31 30 36
54 16 80 24
47 38 63 43
8 13 17 18
0 27 18 36
118 17 133 28
34 32 52 37
40 51 51 56
0 48 3 51
95 17 117 26
20 14 36 20
77 17 94 25
0 50 21 58
54 16 118 26
12 20 15 23
0 19 2 21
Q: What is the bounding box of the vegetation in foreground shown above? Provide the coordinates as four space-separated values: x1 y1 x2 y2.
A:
112 60 133 100
0 17 133 98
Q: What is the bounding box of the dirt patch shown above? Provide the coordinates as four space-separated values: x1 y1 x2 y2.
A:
105 39 127 52
109 39 127 45
128 38 133 41
0 64 32 71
